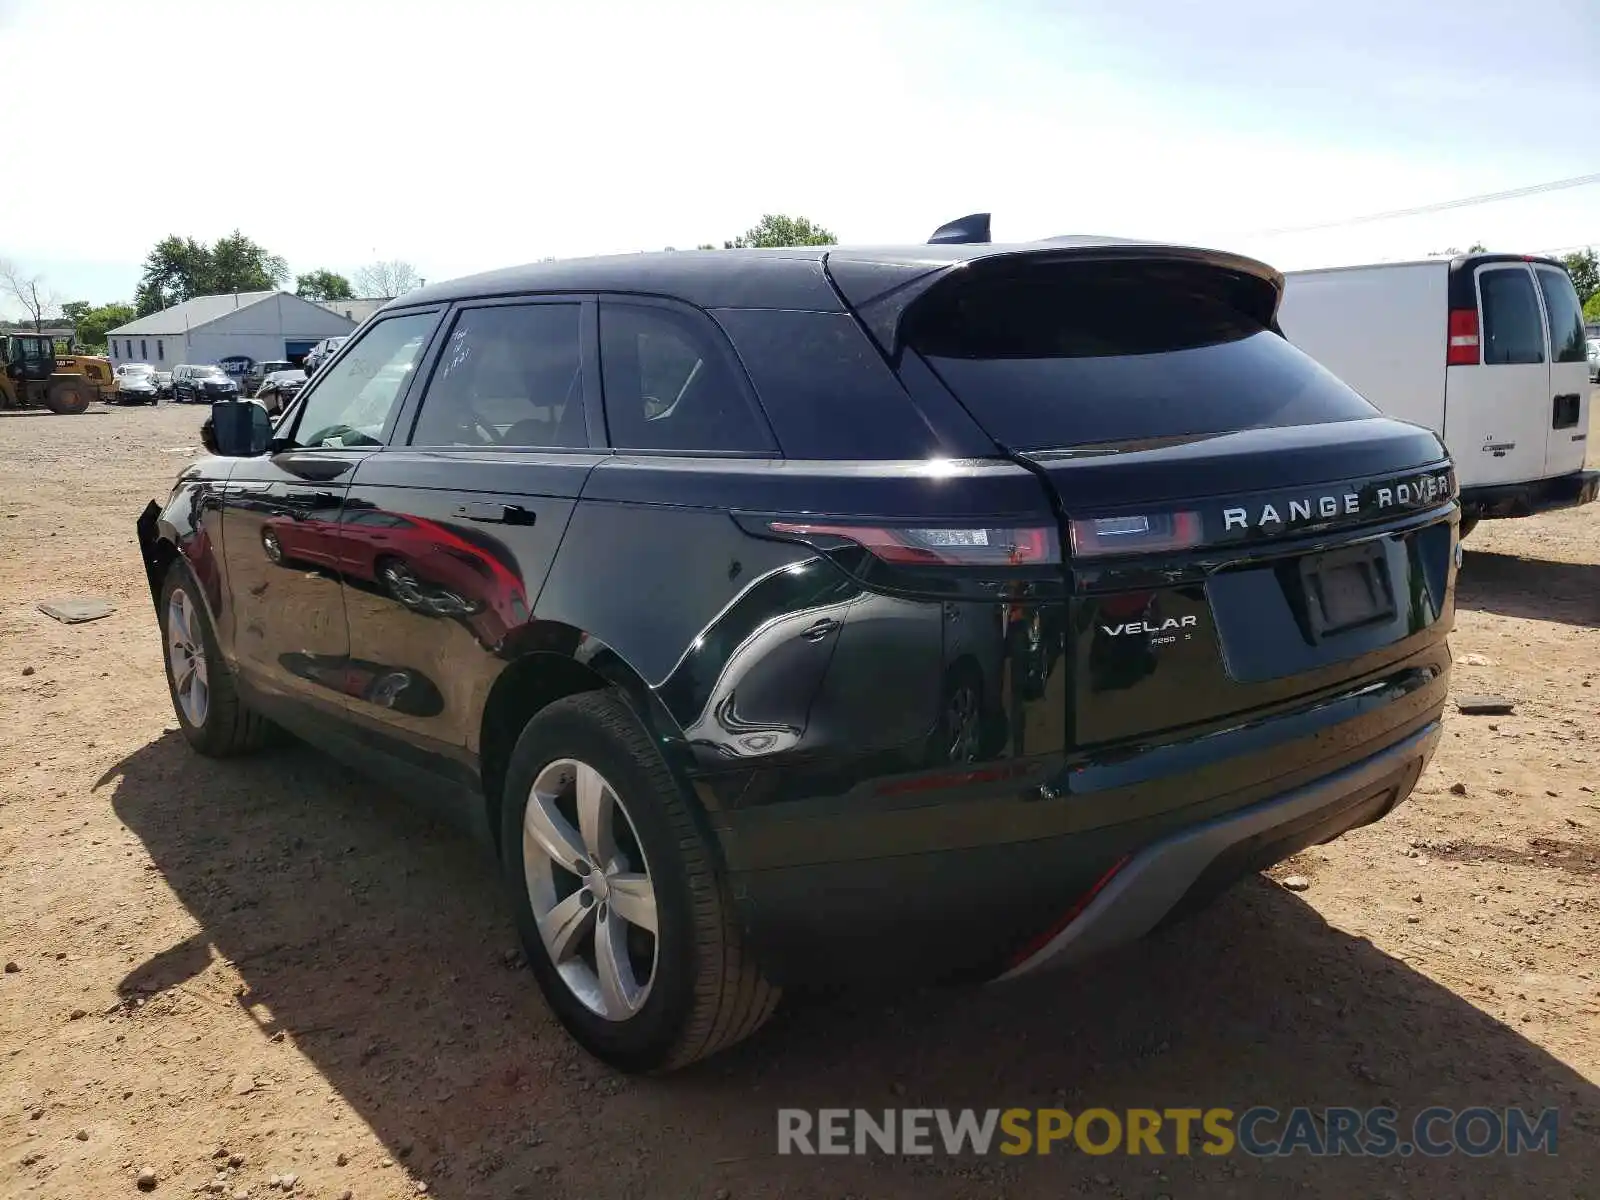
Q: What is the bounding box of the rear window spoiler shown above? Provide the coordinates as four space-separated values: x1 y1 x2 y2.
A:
825 243 1285 361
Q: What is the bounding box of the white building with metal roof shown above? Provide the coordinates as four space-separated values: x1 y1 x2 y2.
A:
315 297 388 326
106 291 356 379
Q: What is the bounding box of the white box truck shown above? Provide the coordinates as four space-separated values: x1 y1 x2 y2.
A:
1278 253 1597 535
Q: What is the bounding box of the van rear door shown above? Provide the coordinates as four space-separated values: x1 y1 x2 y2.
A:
1443 262 1549 485
1532 263 1591 478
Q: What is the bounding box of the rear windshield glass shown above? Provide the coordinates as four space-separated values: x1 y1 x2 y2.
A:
905 261 1377 449
1534 267 1587 364
1478 267 1546 365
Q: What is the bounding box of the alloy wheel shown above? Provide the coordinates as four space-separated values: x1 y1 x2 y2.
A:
946 683 980 763
166 587 210 727
381 561 424 608
521 758 659 1021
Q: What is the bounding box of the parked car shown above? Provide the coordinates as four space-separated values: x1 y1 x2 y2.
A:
1278 254 1597 537
253 368 307 415
153 370 174 399
113 370 159 405
302 336 349 375
1587 336 1599 383
244 360 295 397
114 362 155 379
172 364 239 403
138 229 1458 1073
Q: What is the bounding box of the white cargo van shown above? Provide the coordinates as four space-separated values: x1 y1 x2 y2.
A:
1278 254 1597 534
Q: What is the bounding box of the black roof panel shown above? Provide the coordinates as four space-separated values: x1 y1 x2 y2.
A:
386 240 1281 326
394 248 843 312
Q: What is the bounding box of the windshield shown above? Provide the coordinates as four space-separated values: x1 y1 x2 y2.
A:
197 366 227 378
122 363 153 374
259 361 292 373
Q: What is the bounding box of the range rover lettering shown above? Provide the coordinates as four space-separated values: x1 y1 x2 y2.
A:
137 221 1459 1072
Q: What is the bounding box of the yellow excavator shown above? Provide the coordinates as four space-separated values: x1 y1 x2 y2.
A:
0 332 114 413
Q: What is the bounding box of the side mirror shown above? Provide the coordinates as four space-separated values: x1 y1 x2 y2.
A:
207 400 273 457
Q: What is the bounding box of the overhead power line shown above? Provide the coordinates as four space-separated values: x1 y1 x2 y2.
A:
1242 171 1600 239
1529 239 1598 257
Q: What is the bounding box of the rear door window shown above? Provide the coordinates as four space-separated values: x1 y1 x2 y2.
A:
598 302 775 453
1534 266 1587 364
904 260 1376 449
408 303 586 448
1477 266 1546 365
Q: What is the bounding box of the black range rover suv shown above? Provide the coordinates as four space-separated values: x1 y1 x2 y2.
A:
138 232 1458 1072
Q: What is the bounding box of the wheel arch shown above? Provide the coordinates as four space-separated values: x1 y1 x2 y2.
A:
137 501 177 610
137 476 231 630
477 627 695 853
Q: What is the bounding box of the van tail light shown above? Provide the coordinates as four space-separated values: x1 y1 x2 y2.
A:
765 520 1060 566
1068 510 1203 558
1447 308 1480 366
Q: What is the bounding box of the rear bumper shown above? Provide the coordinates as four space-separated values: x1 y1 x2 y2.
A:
1461 469 1599 521
1000 721 1438 978
721 646 1448 986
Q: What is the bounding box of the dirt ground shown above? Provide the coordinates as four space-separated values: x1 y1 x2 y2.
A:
2 399 1597 1200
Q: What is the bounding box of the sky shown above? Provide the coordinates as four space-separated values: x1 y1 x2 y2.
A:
1 0 1597 317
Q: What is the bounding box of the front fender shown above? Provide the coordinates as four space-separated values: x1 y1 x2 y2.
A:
136 501 165 610
137 461 235 626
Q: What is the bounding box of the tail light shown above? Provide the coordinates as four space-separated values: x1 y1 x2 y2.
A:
1068 511 1203 558
1447 308 1479 366
765 520 1059 566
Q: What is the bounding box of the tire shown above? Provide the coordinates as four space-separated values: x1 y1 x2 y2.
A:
42 380 90 414
158 561 278 756
500 690 778 1072
931 660 986 765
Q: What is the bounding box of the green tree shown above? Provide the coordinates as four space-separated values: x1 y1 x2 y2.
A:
295 270 355 302
135 235 212 314
72 302 136 352
134 231 288 315
1584 291 1600 324
723 214 837 249
1559 248 1598 305
209 229 288 293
